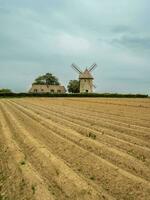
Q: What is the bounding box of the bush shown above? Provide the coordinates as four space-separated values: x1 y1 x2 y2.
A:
0 88 12 93
67 80 80 93
0 92 148 98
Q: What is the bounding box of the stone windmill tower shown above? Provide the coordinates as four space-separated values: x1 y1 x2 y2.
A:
71 63 97 93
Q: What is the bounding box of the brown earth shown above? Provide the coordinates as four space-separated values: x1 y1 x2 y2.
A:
0 98 150 200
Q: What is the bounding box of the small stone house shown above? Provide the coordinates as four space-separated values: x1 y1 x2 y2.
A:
29 84 66 94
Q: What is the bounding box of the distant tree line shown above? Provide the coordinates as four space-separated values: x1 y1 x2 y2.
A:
0 92 148 98
0 72 149 97
0 88 12 93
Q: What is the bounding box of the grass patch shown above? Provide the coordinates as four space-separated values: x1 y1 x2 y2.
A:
88 132 96 140
0 194 9 200
90 176 95 180
55 169 59 176
137 154 146 162
20 160 26 165
20 179 26 191
31 185 36 195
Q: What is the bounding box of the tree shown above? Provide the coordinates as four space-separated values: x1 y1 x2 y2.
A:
0 88 12 93
67 80 80 93
33 73 60 85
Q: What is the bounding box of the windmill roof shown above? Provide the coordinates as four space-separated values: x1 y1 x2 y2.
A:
79 69 93 79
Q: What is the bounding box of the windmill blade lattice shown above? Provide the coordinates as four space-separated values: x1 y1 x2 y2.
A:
71 64 83 74
93 84 96 88
88 63 97 72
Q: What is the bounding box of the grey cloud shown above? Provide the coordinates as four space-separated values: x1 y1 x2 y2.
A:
111 25 132 34
111 35 150 50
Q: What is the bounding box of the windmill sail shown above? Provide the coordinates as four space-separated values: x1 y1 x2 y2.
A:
71 64 83 74
88 63 97 72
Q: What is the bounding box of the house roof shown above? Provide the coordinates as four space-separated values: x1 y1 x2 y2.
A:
79 69 93 79
31 84 65 89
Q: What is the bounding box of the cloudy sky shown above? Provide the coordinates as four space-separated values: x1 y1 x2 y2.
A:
0 0 150 94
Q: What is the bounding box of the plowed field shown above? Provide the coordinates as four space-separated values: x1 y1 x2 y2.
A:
0 98 150 200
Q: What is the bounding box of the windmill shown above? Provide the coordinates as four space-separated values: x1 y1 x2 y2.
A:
71 63 97 93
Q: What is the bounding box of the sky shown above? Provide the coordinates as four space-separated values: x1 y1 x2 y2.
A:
0 0 150 94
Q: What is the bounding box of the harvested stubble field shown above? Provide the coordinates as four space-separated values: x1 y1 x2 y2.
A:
0 98 150 200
